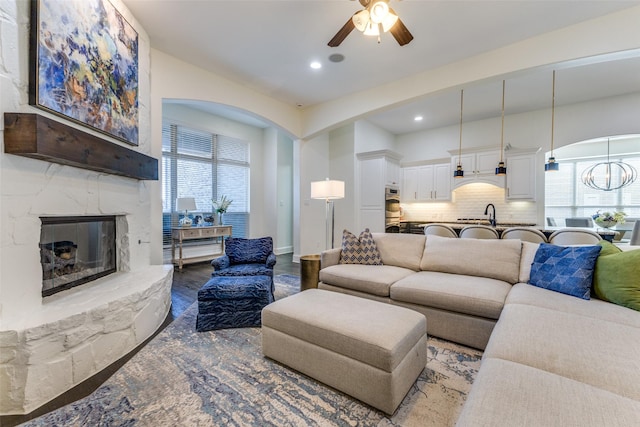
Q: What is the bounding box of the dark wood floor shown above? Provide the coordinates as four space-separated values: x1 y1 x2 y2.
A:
0 254 299 427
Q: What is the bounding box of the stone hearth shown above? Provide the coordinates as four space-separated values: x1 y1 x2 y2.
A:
0 0 171 415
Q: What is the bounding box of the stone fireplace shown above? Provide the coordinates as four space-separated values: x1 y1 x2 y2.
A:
0 0 172 416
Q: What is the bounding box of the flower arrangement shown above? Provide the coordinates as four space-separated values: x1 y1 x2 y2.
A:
212 195 233 214
592 210 626 228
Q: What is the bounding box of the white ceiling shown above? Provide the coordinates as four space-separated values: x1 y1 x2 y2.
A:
122 0 640 135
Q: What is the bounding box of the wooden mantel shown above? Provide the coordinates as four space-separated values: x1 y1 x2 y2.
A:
3 113 158 180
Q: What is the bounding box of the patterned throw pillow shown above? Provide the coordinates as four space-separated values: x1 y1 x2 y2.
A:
529 243 602 299
339 228 383 265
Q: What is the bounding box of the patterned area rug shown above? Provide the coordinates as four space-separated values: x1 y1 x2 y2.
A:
23 275 482 426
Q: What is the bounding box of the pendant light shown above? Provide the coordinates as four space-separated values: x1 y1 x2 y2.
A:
581 139 637 191
545 70 559 171
495 79 507 175
453 89 465 178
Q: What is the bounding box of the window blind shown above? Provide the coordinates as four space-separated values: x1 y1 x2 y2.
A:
162 122 249 246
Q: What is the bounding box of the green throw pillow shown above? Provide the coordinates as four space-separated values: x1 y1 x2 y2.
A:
593 241 640 311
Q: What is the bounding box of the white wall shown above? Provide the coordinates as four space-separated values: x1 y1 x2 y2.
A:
296 133 330 260
261 126 294 253
354 120 396 153
330 124 357 247
276 132 294 254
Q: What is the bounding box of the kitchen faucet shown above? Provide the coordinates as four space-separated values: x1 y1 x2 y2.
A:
484 203 497 227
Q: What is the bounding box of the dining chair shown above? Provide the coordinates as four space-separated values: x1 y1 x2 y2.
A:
565 217 594 227
459 225 499 239
548 228 602 245
501 227 547 243
630 221 640 246
424 224 458 238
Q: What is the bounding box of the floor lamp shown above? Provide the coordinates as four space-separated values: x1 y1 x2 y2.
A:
311 179 345 249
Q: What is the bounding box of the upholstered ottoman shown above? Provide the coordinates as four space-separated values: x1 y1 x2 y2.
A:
261 289 427 414
196 275 274 332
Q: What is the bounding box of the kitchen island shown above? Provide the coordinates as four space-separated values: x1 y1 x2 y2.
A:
400 220 616 242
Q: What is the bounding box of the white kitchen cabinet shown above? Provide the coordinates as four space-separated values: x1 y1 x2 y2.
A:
385 158 400 187
433 163 452 200
506 149 539 201
357 150 402 231
359 156 385 209
450 148 505 188
401 167 418 202
401 163 451 202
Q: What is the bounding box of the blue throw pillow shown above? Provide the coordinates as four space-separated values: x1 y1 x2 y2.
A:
529 243 602 300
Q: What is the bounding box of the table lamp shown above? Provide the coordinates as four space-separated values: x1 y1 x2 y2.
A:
176 197 197 227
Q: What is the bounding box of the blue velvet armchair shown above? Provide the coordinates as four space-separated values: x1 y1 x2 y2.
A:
211 236 276 281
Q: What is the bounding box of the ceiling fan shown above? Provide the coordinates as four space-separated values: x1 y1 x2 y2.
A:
328 0 413 47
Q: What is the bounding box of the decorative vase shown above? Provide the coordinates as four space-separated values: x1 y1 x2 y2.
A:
594 218 617 229
218 212 224 225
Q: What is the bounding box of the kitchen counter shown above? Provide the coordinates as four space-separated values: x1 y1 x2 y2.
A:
400 220 616 241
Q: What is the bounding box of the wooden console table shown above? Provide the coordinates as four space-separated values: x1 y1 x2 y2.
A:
171 225 232 270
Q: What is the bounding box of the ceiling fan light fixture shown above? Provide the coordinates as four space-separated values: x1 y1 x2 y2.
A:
370 1 390 24
363 21 380 36
329 0 412 46
352 10 370 32
381 12 398 32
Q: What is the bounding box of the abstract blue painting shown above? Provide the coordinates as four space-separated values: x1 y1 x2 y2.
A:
30 0 139 145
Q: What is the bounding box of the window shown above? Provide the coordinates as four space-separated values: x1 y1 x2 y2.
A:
545 155 640 225
162 122 249 245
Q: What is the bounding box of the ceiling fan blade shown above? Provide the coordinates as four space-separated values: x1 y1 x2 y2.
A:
388 12 413 46
328 16 356 47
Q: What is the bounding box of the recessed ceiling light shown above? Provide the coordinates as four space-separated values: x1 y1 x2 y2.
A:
310 61 322 69
414 116 423 122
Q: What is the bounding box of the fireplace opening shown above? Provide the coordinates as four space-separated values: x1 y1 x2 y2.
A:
40 216 117 297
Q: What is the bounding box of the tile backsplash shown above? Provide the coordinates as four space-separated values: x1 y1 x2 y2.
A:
401 183 539 225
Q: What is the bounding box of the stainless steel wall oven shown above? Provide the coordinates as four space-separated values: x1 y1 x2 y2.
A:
385 186 400 233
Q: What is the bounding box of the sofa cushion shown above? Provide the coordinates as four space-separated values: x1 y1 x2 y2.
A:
593 241 640 312
529 243 602 299
372 233 426 271
319 264 414 297
457 358 640 427
420 235 522 284
391 271 512 319
518 241 540 283
506 283 640 329
484 303 640 401
372 232 425 271
339 228 383 265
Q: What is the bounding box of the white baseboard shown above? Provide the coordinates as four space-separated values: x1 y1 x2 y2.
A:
275 246 293 255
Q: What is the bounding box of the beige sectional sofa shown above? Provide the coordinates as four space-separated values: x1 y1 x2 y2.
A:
318 232 640 426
